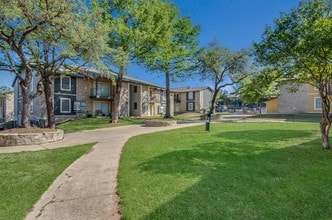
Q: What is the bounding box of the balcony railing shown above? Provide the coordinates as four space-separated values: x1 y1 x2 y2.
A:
174 98 181 103
150 96 159 102
90 91 113 99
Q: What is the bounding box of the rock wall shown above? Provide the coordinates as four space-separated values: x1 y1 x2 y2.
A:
0 129 64 146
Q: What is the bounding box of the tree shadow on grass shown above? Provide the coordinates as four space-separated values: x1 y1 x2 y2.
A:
134 130 332 219
214 129 314 143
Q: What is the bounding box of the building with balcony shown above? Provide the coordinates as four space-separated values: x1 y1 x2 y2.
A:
171 86 214 113
13 69 166 126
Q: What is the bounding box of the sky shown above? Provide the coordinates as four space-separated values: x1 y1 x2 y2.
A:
1 0 300 90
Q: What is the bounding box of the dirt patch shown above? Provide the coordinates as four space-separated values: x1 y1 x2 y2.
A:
0 128 57 134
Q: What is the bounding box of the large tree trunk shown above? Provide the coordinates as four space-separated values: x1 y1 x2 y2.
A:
210 87 220 114
43 77 56 128
110 66 124 124
319 87 331 149
20 80 31 128
165 69 172 118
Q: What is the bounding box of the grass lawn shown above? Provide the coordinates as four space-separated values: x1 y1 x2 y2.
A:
56 117 145 133
56 115 201 133
119 122 332 219
0 143 95 220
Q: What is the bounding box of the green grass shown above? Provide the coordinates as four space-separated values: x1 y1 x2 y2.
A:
56 116 201 133
56 117 145 133
119 122 332 219
251 113 322 123
0 143 95 220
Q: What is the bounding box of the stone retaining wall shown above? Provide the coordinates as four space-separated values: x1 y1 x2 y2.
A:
0 129 64 146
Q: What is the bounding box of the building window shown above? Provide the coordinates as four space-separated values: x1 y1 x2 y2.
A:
61 76 71 91
314 97 322 110
134 86 138 93
161 90 166 100
187 102 195 111
94 82 110 97
187 91 194 100
134 102 138 110
60 98 71 113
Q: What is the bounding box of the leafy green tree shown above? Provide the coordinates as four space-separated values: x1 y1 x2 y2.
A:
94 0 176 122
197 40 249 114
0 0 50 127
0 0 99 128
0 0 107 128
142 3 200 118
239 67 280 105
254 0 332 149
27 3 107 128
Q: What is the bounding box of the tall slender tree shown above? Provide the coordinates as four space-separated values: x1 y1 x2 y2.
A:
94 0 178 123
254 0 332 149
142 3 200 118
197 40 249 114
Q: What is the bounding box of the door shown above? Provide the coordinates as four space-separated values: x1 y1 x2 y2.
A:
93 101 110 116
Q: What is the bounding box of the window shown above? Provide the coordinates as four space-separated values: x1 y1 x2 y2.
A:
93 101 109 116
60 98 71 113
134 86 138 93
61 76 71 91
187 102 195 111
187 91 194 100
161 90 166 100
174 94 180 102
314 97 322 110
134 102 138 110
94 82 110 97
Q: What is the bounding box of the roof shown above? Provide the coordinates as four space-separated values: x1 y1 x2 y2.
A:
171 86 214 93
76 67 163 88
11 66 163 89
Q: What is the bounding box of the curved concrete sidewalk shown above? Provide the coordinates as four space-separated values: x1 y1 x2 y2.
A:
0 123 202 220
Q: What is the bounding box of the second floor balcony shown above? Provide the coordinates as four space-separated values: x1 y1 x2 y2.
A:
150 96 159 103
174 98 181 103
90 89 113 100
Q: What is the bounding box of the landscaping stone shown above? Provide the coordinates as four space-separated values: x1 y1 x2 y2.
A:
0 129 64 146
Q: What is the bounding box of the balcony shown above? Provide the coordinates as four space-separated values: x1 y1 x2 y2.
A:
90 90 113 100
150 96 159 103
174 98 181 103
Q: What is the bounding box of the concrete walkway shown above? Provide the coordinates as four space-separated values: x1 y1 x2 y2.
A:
0 123 202 220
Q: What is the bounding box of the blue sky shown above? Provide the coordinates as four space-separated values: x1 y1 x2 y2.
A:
1 0 300 89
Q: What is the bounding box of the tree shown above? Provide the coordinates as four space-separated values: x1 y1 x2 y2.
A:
0 0 98 128
0 0 48 128
239 67 280 105
94 0 174 122
142 3 200 118
197 40 249 114
254 0 332 149
27 2 107 128
0 0 107 128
